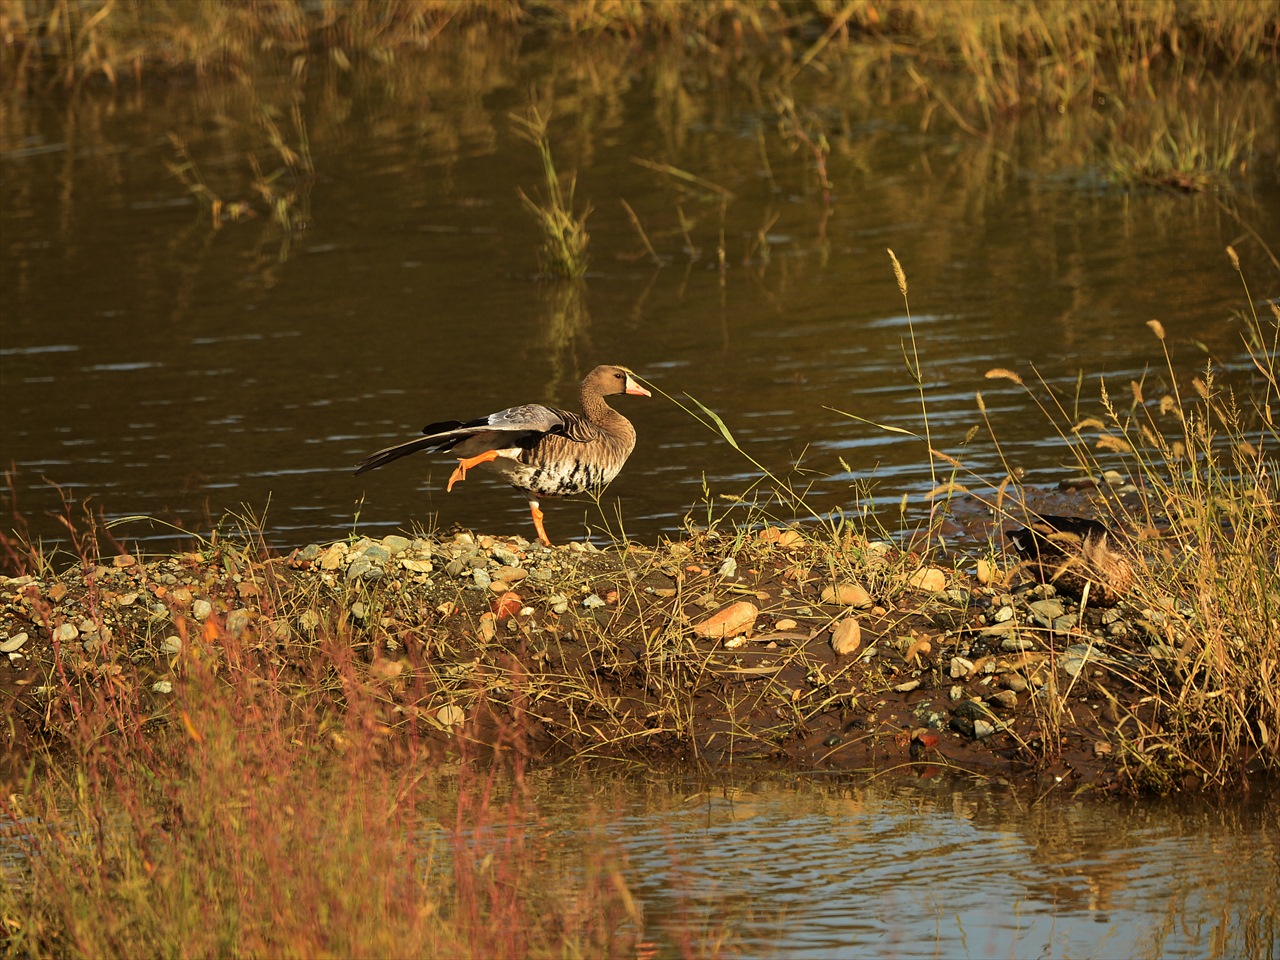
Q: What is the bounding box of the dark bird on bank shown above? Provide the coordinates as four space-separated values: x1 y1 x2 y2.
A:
1008 514 1135 607
354 365 650 546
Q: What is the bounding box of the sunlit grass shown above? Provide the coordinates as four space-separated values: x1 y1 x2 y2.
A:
974 253 1279 791
510 105 591 278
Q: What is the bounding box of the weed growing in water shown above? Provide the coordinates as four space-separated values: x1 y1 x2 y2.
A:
510 106 591 279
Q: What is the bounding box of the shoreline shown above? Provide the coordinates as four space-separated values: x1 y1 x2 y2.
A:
3 521 1261 797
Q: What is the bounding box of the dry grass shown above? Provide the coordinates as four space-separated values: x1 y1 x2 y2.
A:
0 541 676 957
977 256 1280 790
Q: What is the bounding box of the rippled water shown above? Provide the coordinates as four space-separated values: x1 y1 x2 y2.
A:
2 40 1277 555
5 768 1276 956
526 772 1280 958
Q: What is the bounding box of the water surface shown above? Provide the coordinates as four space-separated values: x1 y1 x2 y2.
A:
2 38 1276 553
503 770 1280 958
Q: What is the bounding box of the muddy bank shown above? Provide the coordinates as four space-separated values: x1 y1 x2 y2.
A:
0 518 1255 795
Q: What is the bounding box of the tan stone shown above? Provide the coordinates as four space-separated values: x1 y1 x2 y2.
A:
758 527 803 548
976 558 996 584
830 617 862 656
907 567 947 592
820 582 873 608
693 601 759 639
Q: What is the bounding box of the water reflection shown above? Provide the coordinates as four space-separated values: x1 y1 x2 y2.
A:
523 772 1279 959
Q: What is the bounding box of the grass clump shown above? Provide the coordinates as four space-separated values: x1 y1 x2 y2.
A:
976 251 1279 791
510 105 591 278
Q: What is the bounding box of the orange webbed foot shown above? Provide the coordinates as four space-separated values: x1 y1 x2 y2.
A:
446 450 501 492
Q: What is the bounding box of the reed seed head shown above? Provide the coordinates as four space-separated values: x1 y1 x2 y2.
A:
887 248 907 297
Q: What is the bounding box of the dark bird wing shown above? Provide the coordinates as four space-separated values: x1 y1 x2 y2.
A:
354 404 566 476
1009 515 1112 563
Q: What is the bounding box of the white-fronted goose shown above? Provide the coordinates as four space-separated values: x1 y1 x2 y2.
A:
354 365 650 545
1008 514 1134 607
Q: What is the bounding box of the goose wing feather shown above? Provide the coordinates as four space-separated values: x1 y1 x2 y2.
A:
355 405 567 476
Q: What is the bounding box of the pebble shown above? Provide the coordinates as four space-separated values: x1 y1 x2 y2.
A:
226 609 252 636
401 558 433 573
151 680 174 694
318 544 346 570
582 594 606 609
348 558 384 582
1 632 28 653
953 700 991 721
949 684 965 701
161 636 183 655
1000 673 1029 693
758 527 803 548
987 689 1018 711
1000 636 1036 652
548 594 570 614
1061 644 1097 678
445 560 467 578
774 618 798 631
893 679 921 693
821 582 873 608
973 719 996 739
298 610 320 634
718 557 738 578
976 558 996 584
993 605 1015 623
492 547 521 566
192 599 212 620
1051 614 1078 633
830 617 861 656
361 544 392 563
907 567 947 592
693 601 759 639
436 704 465 729
380 535 411 556
1027 599 1066 622
471 568 491 590
950 656 974 679
493 566 527 583
54 623 79 643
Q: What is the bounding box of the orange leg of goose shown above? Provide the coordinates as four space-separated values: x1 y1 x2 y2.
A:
530 501 551 546
447 449 501 492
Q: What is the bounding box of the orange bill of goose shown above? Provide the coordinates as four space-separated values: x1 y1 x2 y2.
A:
354 364 650 545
